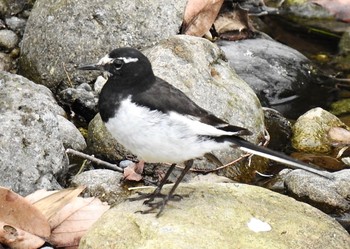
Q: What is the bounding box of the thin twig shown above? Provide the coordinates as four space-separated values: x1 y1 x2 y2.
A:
62 62 73 87
175 153 252 173
65 148 124 173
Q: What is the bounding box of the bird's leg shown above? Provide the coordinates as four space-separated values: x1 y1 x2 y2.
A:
128 163 176 203
142 160 194 217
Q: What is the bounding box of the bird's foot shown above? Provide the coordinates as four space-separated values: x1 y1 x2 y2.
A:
138 194 183 217
128 190 165 203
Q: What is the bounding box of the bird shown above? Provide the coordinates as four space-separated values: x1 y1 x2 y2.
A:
79 47 333 217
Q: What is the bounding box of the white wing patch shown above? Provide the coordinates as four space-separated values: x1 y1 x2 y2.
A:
117 57 139 64
168 112 237 137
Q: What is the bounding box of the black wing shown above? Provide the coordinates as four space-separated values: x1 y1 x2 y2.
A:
132 77 252 136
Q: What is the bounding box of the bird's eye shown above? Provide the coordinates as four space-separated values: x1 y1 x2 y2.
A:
113 59 124 69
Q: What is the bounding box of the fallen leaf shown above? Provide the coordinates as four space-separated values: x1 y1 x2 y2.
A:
49 197 109 248
181 0 224 37
0 221 45 249
0 187 50 238
29 186 86 221
25 189 59 203
123 161 144 181
291 152 345 171
214 4 253 40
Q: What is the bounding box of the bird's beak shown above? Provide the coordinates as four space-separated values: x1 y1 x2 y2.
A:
78 64 103 71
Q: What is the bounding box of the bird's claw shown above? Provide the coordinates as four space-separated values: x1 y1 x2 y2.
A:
128 190 166 204
132 192 184 217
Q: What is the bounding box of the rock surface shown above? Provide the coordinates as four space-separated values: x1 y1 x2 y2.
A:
0 71 85 195
284 169 350 214
19 0 187 92
217 38 329 119
79 182 350 249
71 169 126 205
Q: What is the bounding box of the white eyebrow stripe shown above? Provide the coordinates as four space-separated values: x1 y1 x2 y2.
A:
118 57 139 63
97 54 114 65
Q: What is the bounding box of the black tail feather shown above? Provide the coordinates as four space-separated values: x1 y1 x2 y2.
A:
218 136 334 180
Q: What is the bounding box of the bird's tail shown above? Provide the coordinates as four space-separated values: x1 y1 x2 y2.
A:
226 136 334 180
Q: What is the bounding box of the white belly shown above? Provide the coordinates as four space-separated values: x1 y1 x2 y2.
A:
105 97 232 163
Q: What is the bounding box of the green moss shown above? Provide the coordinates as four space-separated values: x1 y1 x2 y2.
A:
330 99 350 116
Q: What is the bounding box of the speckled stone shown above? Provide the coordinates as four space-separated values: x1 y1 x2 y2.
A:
19 0 187 92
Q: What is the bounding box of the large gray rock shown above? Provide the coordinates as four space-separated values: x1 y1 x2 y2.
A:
19 0 187 92
284 169 350 213
217 38 329 119
0 71 85 195
79 182 350 249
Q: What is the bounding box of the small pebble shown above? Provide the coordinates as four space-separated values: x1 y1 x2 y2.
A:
94 75 107 94
119 160 134 169
0 29 19 50
5 16 27 35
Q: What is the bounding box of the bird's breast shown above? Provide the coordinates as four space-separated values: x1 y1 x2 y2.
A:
103 97 231 163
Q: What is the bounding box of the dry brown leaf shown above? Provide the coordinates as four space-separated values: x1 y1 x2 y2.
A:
0 187 51 238
29 186 86 221
181 0 224 37
0 221 45 249
123 161 144 181
214 5 250 33
49 197 110 248
291 152 345 171
25 189 60 203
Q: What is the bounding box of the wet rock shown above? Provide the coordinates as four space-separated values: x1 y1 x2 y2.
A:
333 30 350 72
292 107 347 153
0 29 19 50
71 169 126 205
284 169 350 214
217 38 329 119
79 182 350 249
263 107 292 151
19 0 187 92
276 0 350 33
0 71 84 195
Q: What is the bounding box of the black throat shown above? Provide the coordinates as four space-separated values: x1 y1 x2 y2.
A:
98 73 156 122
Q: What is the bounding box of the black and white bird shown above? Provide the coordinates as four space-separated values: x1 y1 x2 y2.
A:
79 47 332 216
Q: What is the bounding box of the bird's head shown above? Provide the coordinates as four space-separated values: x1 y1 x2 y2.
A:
78 47 153 78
